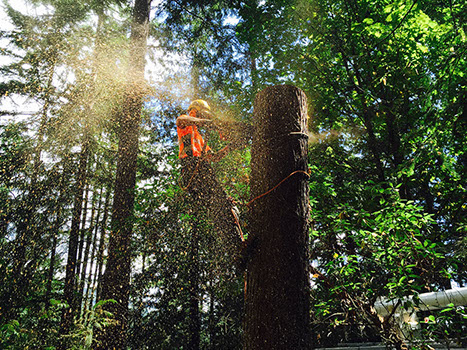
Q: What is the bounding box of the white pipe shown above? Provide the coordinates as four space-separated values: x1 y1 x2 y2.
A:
373 287 467 340
374 286 467 316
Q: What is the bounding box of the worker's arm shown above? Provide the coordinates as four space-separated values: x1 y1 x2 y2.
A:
176 115 214 129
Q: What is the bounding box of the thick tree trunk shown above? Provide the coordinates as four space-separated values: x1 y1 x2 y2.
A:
96 1 151 348
244 85 311 350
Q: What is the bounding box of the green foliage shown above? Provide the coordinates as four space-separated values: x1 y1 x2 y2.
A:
420 305 467 347
0 298 120 350
64 299 118 350
309 173 447 344
0 299 65 349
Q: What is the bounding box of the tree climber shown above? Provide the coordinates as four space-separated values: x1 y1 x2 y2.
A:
177 99 247 269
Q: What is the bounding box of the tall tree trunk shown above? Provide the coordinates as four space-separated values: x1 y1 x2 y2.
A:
46 152 72 308
84 191 104 311
96 1 151 348
59 136 90 343
95 187 111 302
45 221 59 305
78 187 102 314
45 184 65 307
187 49 201 350
188 219 200 350
90 188 110 307
76 184 90 280
244 85 311 350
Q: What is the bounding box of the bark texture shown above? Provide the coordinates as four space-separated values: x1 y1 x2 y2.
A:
244 85 311 350
96 0 151 349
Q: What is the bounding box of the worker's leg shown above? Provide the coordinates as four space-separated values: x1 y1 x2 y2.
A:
193 161 244 256
181 158 247 269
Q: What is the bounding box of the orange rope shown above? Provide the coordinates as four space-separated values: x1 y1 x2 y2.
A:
246 170 310 207
231 208 245 242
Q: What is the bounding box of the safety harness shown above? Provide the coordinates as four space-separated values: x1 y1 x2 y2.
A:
177 119 211 158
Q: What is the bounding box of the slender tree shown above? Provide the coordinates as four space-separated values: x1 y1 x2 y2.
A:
76 185 90 281
188 218 201 350
96 0 152 348
95 186 112 302
59 133 90 341
79 186 102 313
45 158 70 307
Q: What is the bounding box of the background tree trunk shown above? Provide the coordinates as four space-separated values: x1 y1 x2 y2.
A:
59 136 90 344
95 187 111 302
96 0 151 348
76 184 90 281
244 85 311 350
77 187 98 313
188 219 200 350
83 194 103 311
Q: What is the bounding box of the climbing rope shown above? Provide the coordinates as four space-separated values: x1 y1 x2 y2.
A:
245 131 309 207
246 169 310 207
231 207 245 242
180 160 311 209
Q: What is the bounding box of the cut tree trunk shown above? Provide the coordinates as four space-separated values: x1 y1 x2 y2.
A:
244 84 311 350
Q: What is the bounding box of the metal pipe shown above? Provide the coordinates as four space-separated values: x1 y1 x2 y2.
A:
374 287 467 316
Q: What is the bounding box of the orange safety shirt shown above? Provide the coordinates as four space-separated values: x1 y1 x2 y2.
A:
177 116 211 158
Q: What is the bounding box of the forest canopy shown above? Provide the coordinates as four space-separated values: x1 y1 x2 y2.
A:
0 0 465 349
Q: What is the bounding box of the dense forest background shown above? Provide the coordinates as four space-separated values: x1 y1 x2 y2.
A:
0 0 465 349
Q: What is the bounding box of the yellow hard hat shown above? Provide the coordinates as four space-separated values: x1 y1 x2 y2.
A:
188 99 211 113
